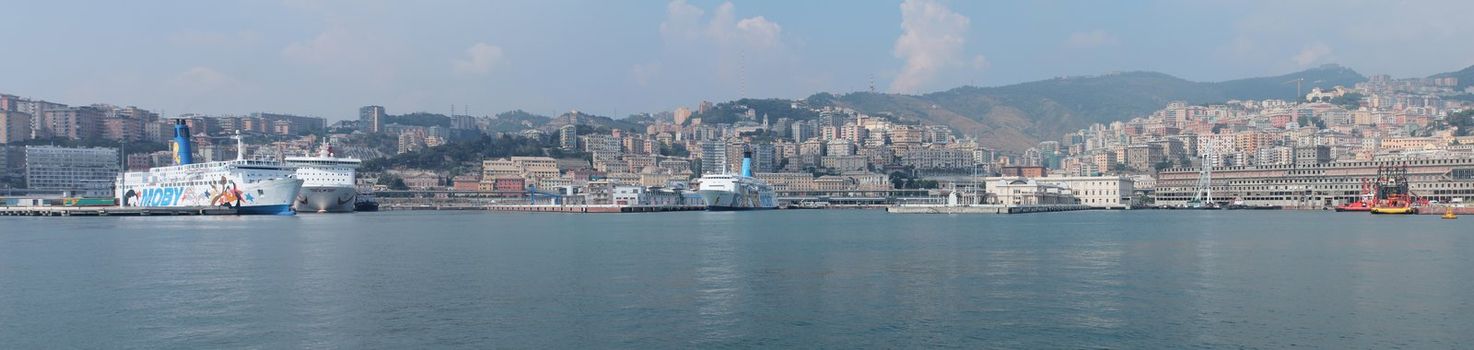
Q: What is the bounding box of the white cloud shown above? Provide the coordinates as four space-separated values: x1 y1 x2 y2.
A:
650 0 789 89
1064 30 1119 49
735 16 782 49
453 42 504 75
659 0 705 42
971 55 990 71
168 67 240 93
631 62 661 87
661 1 784 50
168 30 264 48
891 0 971 93
1292 43 1332 67
278 19 408 89
282 26 356 64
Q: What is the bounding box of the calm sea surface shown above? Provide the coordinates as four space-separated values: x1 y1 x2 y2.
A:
1 210 1471 349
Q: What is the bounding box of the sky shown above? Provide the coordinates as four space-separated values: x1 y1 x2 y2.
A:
2 0 1472 120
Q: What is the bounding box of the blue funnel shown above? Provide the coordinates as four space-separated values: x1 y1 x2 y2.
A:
173 120 193 165
741 150 752 177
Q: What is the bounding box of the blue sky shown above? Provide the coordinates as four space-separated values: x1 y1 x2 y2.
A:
2 0 1471 120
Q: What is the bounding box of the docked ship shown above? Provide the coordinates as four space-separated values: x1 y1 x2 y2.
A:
115 121 304 215
1369 165 1423 215
1334 180 1375 212
697 151 777 210
285 141 361 213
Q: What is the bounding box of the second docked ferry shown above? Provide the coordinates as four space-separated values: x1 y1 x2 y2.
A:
285 140 361 213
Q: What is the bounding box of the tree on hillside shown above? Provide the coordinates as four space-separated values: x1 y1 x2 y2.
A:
1449 110 1474 136
1329 92 1364 109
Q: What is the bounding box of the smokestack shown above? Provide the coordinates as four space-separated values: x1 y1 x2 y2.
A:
172 119 193 165
741 150 753 177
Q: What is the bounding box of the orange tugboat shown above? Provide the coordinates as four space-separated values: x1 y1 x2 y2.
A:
1334 180 1376 212
1369 165 1420 215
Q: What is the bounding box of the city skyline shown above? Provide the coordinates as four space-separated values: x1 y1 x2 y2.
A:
3 0 1473 120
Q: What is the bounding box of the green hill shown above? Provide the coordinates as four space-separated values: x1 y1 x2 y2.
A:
689 98 822 125
1430 64 1474 90
812 65 1366 150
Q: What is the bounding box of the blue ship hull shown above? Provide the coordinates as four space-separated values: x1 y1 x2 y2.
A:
234 204 296 215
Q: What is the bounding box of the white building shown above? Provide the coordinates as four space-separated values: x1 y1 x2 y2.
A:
24 146 120 196
985 177 1078 206
611 186 684 206
1035 175 1136 209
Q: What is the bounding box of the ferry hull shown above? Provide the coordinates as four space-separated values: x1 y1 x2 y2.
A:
699 190 776 211
118 178 304 215
292 186 357 213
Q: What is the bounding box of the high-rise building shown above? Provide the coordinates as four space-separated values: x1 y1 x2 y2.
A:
12 99 66 139
101 117 144 142
359 105 385 133
559 124 578 151
41 106 104 140
1 110 33 144
753 142 776 173
699 141 727 175
0 94 19 111
451 115 477 130
24 146 120 196
673 107 692 125
252 112 325 134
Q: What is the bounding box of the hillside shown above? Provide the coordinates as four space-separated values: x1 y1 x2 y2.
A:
690 98 822 125
545 110 643 133
484 110 552 133
1431 64 1474 90
385 112 452 128
811 65 1366 150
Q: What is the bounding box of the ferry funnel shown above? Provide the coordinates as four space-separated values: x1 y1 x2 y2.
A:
172 119 193 165
741 150 753 177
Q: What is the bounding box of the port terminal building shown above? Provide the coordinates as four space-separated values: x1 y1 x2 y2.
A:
1154 158 1474 209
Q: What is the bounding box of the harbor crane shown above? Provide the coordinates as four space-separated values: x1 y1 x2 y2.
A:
1285 78 1304 98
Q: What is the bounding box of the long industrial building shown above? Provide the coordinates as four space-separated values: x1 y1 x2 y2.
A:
1155 158 1474 208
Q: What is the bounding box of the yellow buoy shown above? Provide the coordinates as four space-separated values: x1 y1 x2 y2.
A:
1443 208 1458 220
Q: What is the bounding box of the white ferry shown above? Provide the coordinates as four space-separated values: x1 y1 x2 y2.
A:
115 121 303 215
285 141 361 213
697 151 777 210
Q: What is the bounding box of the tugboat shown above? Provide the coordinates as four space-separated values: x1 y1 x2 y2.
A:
1369 165 1419 215
354 192 380 212
1334 180 1376 212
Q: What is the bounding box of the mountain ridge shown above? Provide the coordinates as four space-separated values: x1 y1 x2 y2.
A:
805 64 1368 150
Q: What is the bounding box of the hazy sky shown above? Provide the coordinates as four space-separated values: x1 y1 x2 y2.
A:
3 0 1471 120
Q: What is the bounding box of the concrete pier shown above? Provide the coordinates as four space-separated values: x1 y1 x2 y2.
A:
0 206 238 216
1416 206 1474 216
886 204 1094 214
486 204 706 213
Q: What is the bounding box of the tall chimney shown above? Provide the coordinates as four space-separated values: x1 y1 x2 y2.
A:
172 119 193 165
741 150 753 177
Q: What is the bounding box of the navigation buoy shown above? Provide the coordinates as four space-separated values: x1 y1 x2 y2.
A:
1443 208 1457 220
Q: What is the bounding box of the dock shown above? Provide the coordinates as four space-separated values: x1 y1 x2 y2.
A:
1416 206 1474 216
886 204 1094 214
486 204 707 213
0 206 238 216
